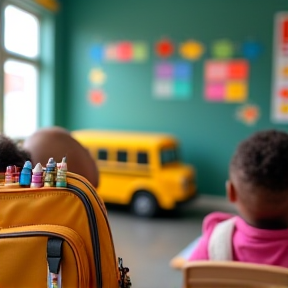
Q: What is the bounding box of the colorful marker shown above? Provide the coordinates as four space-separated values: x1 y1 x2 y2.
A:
44 157 57 187
5 165 20 187
15 167 21 183
56 156 67 187
31 163 44 188
5 165 15 185
19 161 32 187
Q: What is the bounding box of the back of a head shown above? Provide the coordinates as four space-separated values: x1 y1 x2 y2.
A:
230 129 288 192
0 135 30 172
22 126 99 188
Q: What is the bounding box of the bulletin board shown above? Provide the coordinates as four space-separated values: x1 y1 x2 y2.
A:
62 0 288 196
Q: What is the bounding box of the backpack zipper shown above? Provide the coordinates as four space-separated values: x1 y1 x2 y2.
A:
68 174 119 286
67 184 102 288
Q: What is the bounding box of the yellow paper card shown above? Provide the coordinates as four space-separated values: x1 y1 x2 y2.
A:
279 103 288 114
89 68 106 85
179 40 205 60
226 81 247 102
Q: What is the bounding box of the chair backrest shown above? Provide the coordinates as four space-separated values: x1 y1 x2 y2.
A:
183 261 288 288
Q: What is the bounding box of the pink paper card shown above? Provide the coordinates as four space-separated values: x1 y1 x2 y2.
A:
105 44 117 61
205 82 225 101
205 61 228 82
88 89 106 105
116 42 133 61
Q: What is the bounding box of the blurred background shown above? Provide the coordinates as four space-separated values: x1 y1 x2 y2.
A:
0 0 287 287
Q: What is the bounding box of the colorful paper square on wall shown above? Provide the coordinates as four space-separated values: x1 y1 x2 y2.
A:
226 81 247 102
205 83 225 101
204 59 249 102
155 62 174 79
116 42 133 62
88 89 106 105
205 61 228 82
90 45 105 62
227 60 249 79
153 61 192 100
174 81 191 99
133 42 148 62
174 62 191 80
153 80 173 98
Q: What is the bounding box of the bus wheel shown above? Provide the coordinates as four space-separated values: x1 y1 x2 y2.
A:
131 191 159 218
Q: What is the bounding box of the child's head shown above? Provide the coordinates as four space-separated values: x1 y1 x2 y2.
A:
226 129 288 228
0 135 31 172
22 126 99 188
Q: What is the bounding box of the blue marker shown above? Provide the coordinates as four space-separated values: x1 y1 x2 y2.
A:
19 160 32 187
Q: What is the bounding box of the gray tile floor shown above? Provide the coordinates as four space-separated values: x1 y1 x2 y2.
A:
107 197 235 288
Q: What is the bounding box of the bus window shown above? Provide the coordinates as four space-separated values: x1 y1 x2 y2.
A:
137 152 148 164
98 149 108 160
117 150 127 162
160 147 179 165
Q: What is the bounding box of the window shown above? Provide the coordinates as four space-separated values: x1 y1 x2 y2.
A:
98 149 108 160
4 60 38 138
137 152 148 164
160 147 179 165
4 5 39 57
1 2 56 139
2 4 40 139
117 150 127 162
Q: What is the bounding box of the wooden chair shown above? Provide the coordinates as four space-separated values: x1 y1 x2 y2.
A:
183 261 288 288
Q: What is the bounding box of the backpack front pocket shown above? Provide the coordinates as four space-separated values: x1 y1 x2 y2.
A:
0 225 90 288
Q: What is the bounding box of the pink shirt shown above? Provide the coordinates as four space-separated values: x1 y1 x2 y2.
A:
189 212 288 267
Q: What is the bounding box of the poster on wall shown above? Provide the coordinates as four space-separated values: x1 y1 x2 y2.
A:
153 61 192 100
271 12 288 123
204 59 249 102
90 42 149 63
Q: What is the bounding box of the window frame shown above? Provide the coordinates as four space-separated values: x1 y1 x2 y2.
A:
0 0 56 139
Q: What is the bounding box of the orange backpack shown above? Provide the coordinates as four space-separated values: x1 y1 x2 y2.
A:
0 171 131 288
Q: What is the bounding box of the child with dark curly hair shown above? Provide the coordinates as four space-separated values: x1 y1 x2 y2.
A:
0 135 31 172
188 129 288 267
0 134 31 183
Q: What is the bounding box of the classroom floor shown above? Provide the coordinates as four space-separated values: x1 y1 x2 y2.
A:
107 198 235 288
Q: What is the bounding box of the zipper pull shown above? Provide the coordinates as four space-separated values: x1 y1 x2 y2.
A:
47 237 63 288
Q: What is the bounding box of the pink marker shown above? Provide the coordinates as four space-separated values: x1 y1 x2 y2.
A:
31 163 44 188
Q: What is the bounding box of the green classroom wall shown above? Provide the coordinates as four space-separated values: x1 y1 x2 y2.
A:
58 0 288 197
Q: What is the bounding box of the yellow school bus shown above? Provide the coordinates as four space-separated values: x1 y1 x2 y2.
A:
72 129 197 217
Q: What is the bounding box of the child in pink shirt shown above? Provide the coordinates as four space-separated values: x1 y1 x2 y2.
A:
189 129 288 267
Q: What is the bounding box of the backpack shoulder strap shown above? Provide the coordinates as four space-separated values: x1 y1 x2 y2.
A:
208 217 236 260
